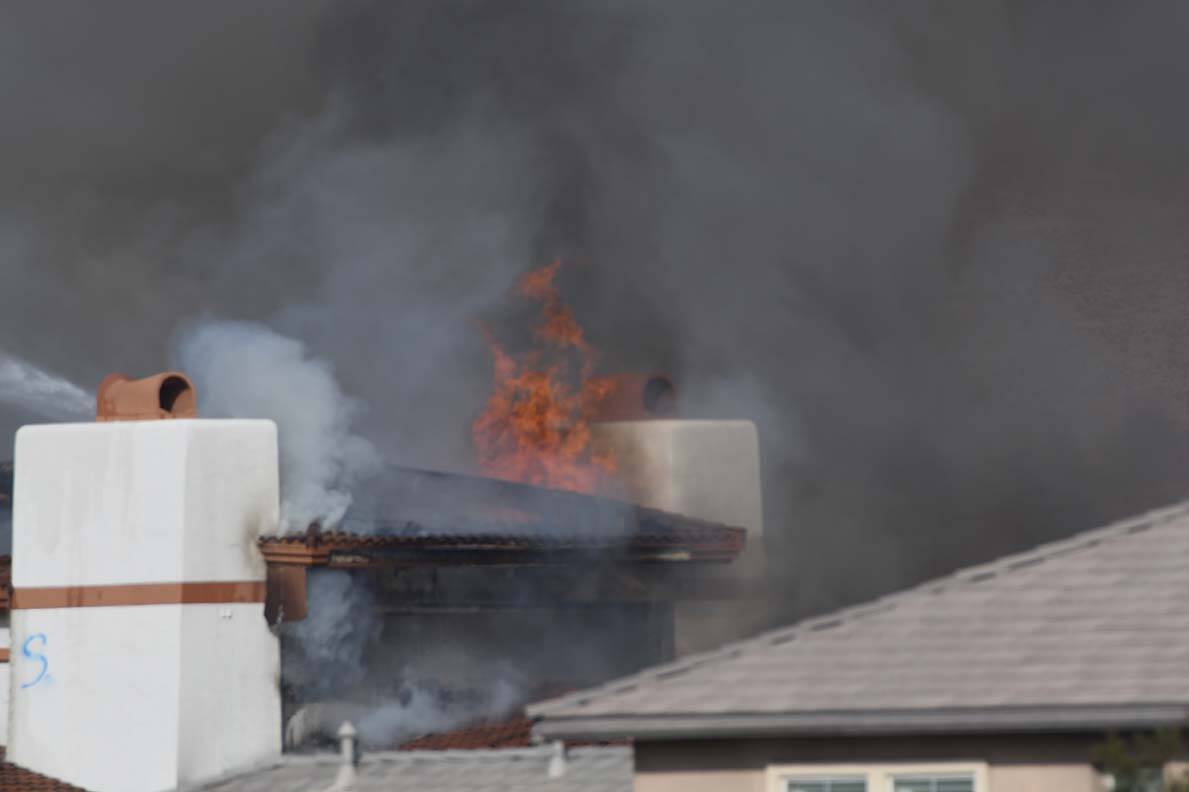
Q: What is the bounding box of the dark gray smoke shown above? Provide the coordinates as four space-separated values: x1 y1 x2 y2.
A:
4 1 1189 622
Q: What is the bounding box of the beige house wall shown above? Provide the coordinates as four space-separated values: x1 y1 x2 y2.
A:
634 736 1111 792
989 764 1102 792
635 763 1102 792
636 768 763 792
1166 762 1189 787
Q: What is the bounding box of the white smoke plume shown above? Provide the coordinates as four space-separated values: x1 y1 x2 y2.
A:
283 569 377 694
0 351 92 420
286 678 522 749
356 677 522 747
174 319 381 531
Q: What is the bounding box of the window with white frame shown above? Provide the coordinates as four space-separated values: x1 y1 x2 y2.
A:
891 775 975 792
786 778 867 792
771 763 985 792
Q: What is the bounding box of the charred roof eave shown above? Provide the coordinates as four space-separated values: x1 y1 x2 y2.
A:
258 466 748 569
257 524 745 569
256 470 747 623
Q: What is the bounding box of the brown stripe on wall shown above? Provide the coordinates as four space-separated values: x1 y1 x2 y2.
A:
0 648 10 662
11 581 266 610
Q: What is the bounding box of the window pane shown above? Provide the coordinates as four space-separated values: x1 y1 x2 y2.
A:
893 782 932 792
893 776 974 792
936 781 974 792
787 779 867 792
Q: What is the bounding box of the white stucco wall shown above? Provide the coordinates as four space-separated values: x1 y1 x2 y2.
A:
177 603 281 782
8 420 281 792
10 605 184 789
592 420 767 654
11 420 276 588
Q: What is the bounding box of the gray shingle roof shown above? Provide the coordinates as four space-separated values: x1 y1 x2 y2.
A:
192 746 631 792
530 500 1189 740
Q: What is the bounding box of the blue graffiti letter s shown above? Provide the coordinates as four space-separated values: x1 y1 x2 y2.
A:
20 633 47 689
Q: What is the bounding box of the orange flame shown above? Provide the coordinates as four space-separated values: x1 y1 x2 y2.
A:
473 260 619 493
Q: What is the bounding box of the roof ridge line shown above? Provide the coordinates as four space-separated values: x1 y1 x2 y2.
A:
363 745 631 762
363 746 555 761
528 496 1189 718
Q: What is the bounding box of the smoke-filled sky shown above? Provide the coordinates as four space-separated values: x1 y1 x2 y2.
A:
5 1 1189 620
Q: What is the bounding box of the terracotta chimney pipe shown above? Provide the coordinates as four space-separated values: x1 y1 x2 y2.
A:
96 372 197 422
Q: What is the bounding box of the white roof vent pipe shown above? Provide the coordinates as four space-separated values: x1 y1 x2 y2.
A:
325 721 358 792
548 740 567 779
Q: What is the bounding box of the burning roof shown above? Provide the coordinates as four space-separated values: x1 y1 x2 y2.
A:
0 460 747 625
258 465 745 622
260 522 741 565
260 465 745 566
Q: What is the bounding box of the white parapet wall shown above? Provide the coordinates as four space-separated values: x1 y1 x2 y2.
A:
8 420 282 792
591 420 767 655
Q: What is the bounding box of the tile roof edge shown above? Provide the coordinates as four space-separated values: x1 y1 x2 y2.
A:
362 746 555 762
531 702 1189 742
528 497 1189 719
